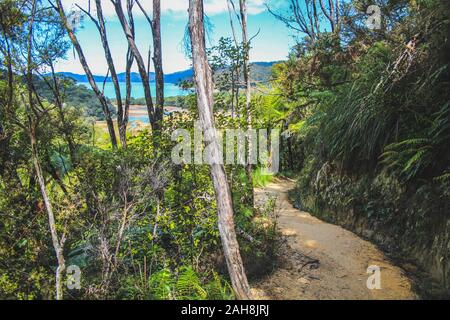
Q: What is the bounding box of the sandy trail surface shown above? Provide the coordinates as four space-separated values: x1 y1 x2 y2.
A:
252 178 417 300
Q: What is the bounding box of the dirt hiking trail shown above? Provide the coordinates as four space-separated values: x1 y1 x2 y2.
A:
252 178 417 300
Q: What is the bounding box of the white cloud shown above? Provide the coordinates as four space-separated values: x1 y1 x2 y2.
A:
61 0 266 17
55 0 279 74
203 0 266 15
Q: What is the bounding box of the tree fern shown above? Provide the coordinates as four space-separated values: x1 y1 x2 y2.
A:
175 266 207 300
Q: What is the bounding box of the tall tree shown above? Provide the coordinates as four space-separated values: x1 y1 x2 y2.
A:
188 0 251 300
76 0 129 148
123 0 135 136
0 0 22 183
151 0 164 125
134 0 164 127
112 0 159 136
238 0 254 199
25 0 66 299
34 17 77 166
52 0 118 149
96 0 128 146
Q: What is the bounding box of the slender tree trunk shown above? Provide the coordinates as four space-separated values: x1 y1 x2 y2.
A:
3 36 14 115
54 0 117 149
123 0 135 139
31 132 66 300
0 35 14 179
124 47 133 130
230 68 235 118
319 0 335 32
27 1 65 299
312 0 321 37
113 0 157 133
239 0 254 201
226 0 241 122
152 0 164 125
95 0 127 148
48 63 77 166
226 0 240 49
188 0 251 300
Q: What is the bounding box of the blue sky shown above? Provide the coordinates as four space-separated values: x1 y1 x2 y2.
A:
55 0 294 74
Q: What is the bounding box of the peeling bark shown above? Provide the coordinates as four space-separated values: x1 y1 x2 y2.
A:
188 0 251 300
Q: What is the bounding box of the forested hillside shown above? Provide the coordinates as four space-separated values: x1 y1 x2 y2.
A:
56 61 277 85
34 75 110 119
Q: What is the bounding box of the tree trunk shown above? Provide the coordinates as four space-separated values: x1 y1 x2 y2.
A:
188 0 251 300
124 47 133 133
95 0 127 148
48 63 77 166
54 0 117 149
152 0 164 125
113 0 157 134
0 34 15 180
27 1 66 299
31 133 66 300
239 0 254 202
123 0 135 140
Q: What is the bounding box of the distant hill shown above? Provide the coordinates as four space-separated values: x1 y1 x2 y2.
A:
56 69 192 84
56 61 280 85
116 72 152 82
54 72 107 83
163 69 194 83
249 61 281 83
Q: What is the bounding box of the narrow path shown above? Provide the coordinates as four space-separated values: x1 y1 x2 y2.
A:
252 178 417 300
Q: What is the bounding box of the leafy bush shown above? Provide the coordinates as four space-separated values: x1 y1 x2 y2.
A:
118 266 234 300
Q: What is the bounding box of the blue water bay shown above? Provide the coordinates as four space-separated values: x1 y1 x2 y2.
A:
78 81 188 99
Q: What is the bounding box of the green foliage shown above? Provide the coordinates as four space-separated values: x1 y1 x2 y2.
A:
34 76 109 120
278 0 450 295
252 167 274 188
119 266 234 300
